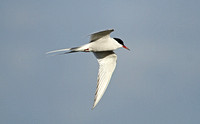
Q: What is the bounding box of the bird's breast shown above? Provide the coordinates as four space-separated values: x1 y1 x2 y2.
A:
89 39 119 52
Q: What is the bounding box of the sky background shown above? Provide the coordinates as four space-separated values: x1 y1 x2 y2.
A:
1 0 200 124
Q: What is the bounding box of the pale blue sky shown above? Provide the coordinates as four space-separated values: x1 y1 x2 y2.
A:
1 0 200 124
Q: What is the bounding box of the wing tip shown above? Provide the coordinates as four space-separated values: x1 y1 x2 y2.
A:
91 102 97 110
90 28 114 35
104 28 114 32
91 106 95 110
105 28 114 31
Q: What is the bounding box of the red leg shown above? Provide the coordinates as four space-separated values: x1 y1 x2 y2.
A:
84 48 89 52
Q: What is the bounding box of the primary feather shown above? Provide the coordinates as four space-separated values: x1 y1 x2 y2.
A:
90 29 114 42
92 51 117 109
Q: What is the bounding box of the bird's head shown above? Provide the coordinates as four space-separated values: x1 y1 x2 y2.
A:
114 38 130 50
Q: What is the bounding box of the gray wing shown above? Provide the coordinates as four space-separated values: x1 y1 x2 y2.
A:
90 29 114 42
92 51 117 109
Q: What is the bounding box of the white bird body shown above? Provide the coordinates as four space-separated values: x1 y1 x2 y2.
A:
90 37 122 51
72 37 121 52
47 29 129 109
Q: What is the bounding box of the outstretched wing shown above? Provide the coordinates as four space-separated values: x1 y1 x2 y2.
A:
90 29 114 42
92 51 117 109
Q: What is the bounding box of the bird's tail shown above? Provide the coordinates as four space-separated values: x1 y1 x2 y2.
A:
46 48 71 54
46 43 91 55
46 47 80 56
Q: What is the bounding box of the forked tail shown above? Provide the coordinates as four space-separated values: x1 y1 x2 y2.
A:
46 43 91 55
46 47 80 55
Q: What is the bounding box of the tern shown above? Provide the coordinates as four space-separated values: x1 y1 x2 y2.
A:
46 29 129 109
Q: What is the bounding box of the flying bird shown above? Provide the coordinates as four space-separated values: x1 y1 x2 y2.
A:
46 29 129 109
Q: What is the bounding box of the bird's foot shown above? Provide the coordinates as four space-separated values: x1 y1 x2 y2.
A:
84 48 90 52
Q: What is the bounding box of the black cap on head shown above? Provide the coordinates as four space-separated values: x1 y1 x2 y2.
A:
114 38 124 46
114 38 130 50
